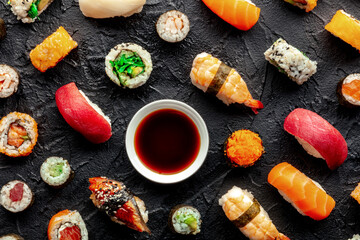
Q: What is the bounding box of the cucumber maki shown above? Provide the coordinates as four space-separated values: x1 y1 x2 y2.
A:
168 205 201 235
40 157 74 188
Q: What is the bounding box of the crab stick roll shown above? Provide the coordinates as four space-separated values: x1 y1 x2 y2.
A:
9 0 54 23
0 65 19 98
40 157 74 188
0 180 34 213
156 10 190 43
190 52 263 114
337 74 360 107
284 108 348 170
48 209 88 240
89 177 150 233
55 82 112 144
219 186 289 240
284 0 317 12
0 234 24 240
0 112 38 157
268 162 335 220
30 26 78 72
202 0 260 31
325 10 360 52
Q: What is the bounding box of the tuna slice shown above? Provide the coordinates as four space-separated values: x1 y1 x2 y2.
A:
284 108 348 170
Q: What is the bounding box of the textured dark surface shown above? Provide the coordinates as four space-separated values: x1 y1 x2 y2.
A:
1 0 360 239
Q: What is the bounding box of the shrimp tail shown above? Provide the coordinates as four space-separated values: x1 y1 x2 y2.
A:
245 99 264 114
276 233 291 240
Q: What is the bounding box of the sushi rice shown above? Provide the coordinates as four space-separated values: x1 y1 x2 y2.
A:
156 10 190 43
0 64 20 98
79 91 111 125
40 157 73 187
10 0 54 23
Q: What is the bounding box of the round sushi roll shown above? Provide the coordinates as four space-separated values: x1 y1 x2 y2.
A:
156 10 190 43
40 157 74 188
0 112 38 157
168 205 201 235
0 234 24 240
105 43 153 89
48 209 88 240
0 65 20 98
0 18 6 40
0 180 34 213
224 130 264 168
337 74 360 107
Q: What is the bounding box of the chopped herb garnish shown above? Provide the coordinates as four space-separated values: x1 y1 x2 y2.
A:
110 51 145 85
28 0 40 19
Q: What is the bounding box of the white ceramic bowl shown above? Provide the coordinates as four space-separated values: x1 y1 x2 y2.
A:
125 99 209 184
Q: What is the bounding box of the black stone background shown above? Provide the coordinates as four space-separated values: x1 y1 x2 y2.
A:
1 0 360 239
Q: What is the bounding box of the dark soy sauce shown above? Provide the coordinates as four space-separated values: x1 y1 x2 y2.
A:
135 109 200 174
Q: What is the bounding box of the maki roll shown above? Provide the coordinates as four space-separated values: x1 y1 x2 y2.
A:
9 0 54 23
30 26 78 72
169 205 201 235
48 209 88 240
264 38 317 85
337 74 360 107
0 18 6 40
0 180 34 213
0 112 38 157
40 157 74 188
89 177 150 233
156 10 190 43
105 43 153 89
0 64 20 98
224 130 264 168
0 234 24 240
284 0 317 12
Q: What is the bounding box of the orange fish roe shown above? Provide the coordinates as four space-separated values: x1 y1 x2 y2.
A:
30 26 78 72
225 130 264 168
351 183 360 205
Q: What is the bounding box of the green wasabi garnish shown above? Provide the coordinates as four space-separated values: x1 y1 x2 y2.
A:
50 163 64 177
28 0 40 19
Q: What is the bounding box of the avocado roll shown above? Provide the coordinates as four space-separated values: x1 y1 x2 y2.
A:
0 180 34 213
105 43 153 89
9 0 54 23
168 205 201 235
0 18 6 40
40 157 74 188
0 64 20 98
156 10 190 43
337 74 360 107
0 234 24 240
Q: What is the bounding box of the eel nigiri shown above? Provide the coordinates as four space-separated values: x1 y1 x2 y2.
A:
268 162 335 221
284 108 348 170
284 0 317 12
190 52 263 114
89 177 150 233
202 0 260 31
219 186 289 240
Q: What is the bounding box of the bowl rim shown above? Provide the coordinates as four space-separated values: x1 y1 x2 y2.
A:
125 99 209 184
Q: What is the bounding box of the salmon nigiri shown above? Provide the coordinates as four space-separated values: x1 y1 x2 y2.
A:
202 0 260 31
190 52 263 114
268 162 335 221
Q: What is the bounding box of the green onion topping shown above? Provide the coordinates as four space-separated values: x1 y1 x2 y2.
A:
28 0 40 19
110 51 145 85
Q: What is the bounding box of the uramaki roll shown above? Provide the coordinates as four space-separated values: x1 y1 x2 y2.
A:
0 112 38 157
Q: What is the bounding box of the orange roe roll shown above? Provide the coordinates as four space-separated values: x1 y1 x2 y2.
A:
30 26 78 72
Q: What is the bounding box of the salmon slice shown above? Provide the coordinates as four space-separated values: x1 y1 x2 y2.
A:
60 226 81 240
202 0 260 31
268 162 335 220
7 123 28 148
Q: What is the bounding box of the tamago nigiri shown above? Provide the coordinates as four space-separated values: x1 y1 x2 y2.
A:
190 52 263 114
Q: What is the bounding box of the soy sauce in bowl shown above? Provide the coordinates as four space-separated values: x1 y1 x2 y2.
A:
134 109 200 174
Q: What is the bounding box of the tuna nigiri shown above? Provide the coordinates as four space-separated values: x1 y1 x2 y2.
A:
268 162 335 221
219 186 289 240
202 0 260 31
190 52 263 114
89 177 150 233
284 108 348 170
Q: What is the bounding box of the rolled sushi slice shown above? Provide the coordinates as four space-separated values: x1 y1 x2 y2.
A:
224 130 264 168
55 82 112 144
0 234 24 240
105 43 153 88
0 180 34 213
337 74 360 107
89 177 150 233
219 186 289 240
30 26 78 72
48 209 88 240
284 108 348 170
79 0 145 18
9 0 54 23
284 0 317 12
325 10 360 52
264 38 317 85
156 10 190 43
0 65 20 98
268 162 336 220
168 205 201 235
0 112 38 157
0 18 6 40
40 157 74 188
349 235 360 240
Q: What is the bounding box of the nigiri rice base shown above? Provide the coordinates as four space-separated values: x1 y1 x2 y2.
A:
295 136 323 159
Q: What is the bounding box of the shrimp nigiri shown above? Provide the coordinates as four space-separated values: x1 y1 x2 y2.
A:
219 186 289 240
268 162 335 221
89 177 150 233
202 0 260 31
190 52 263 114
